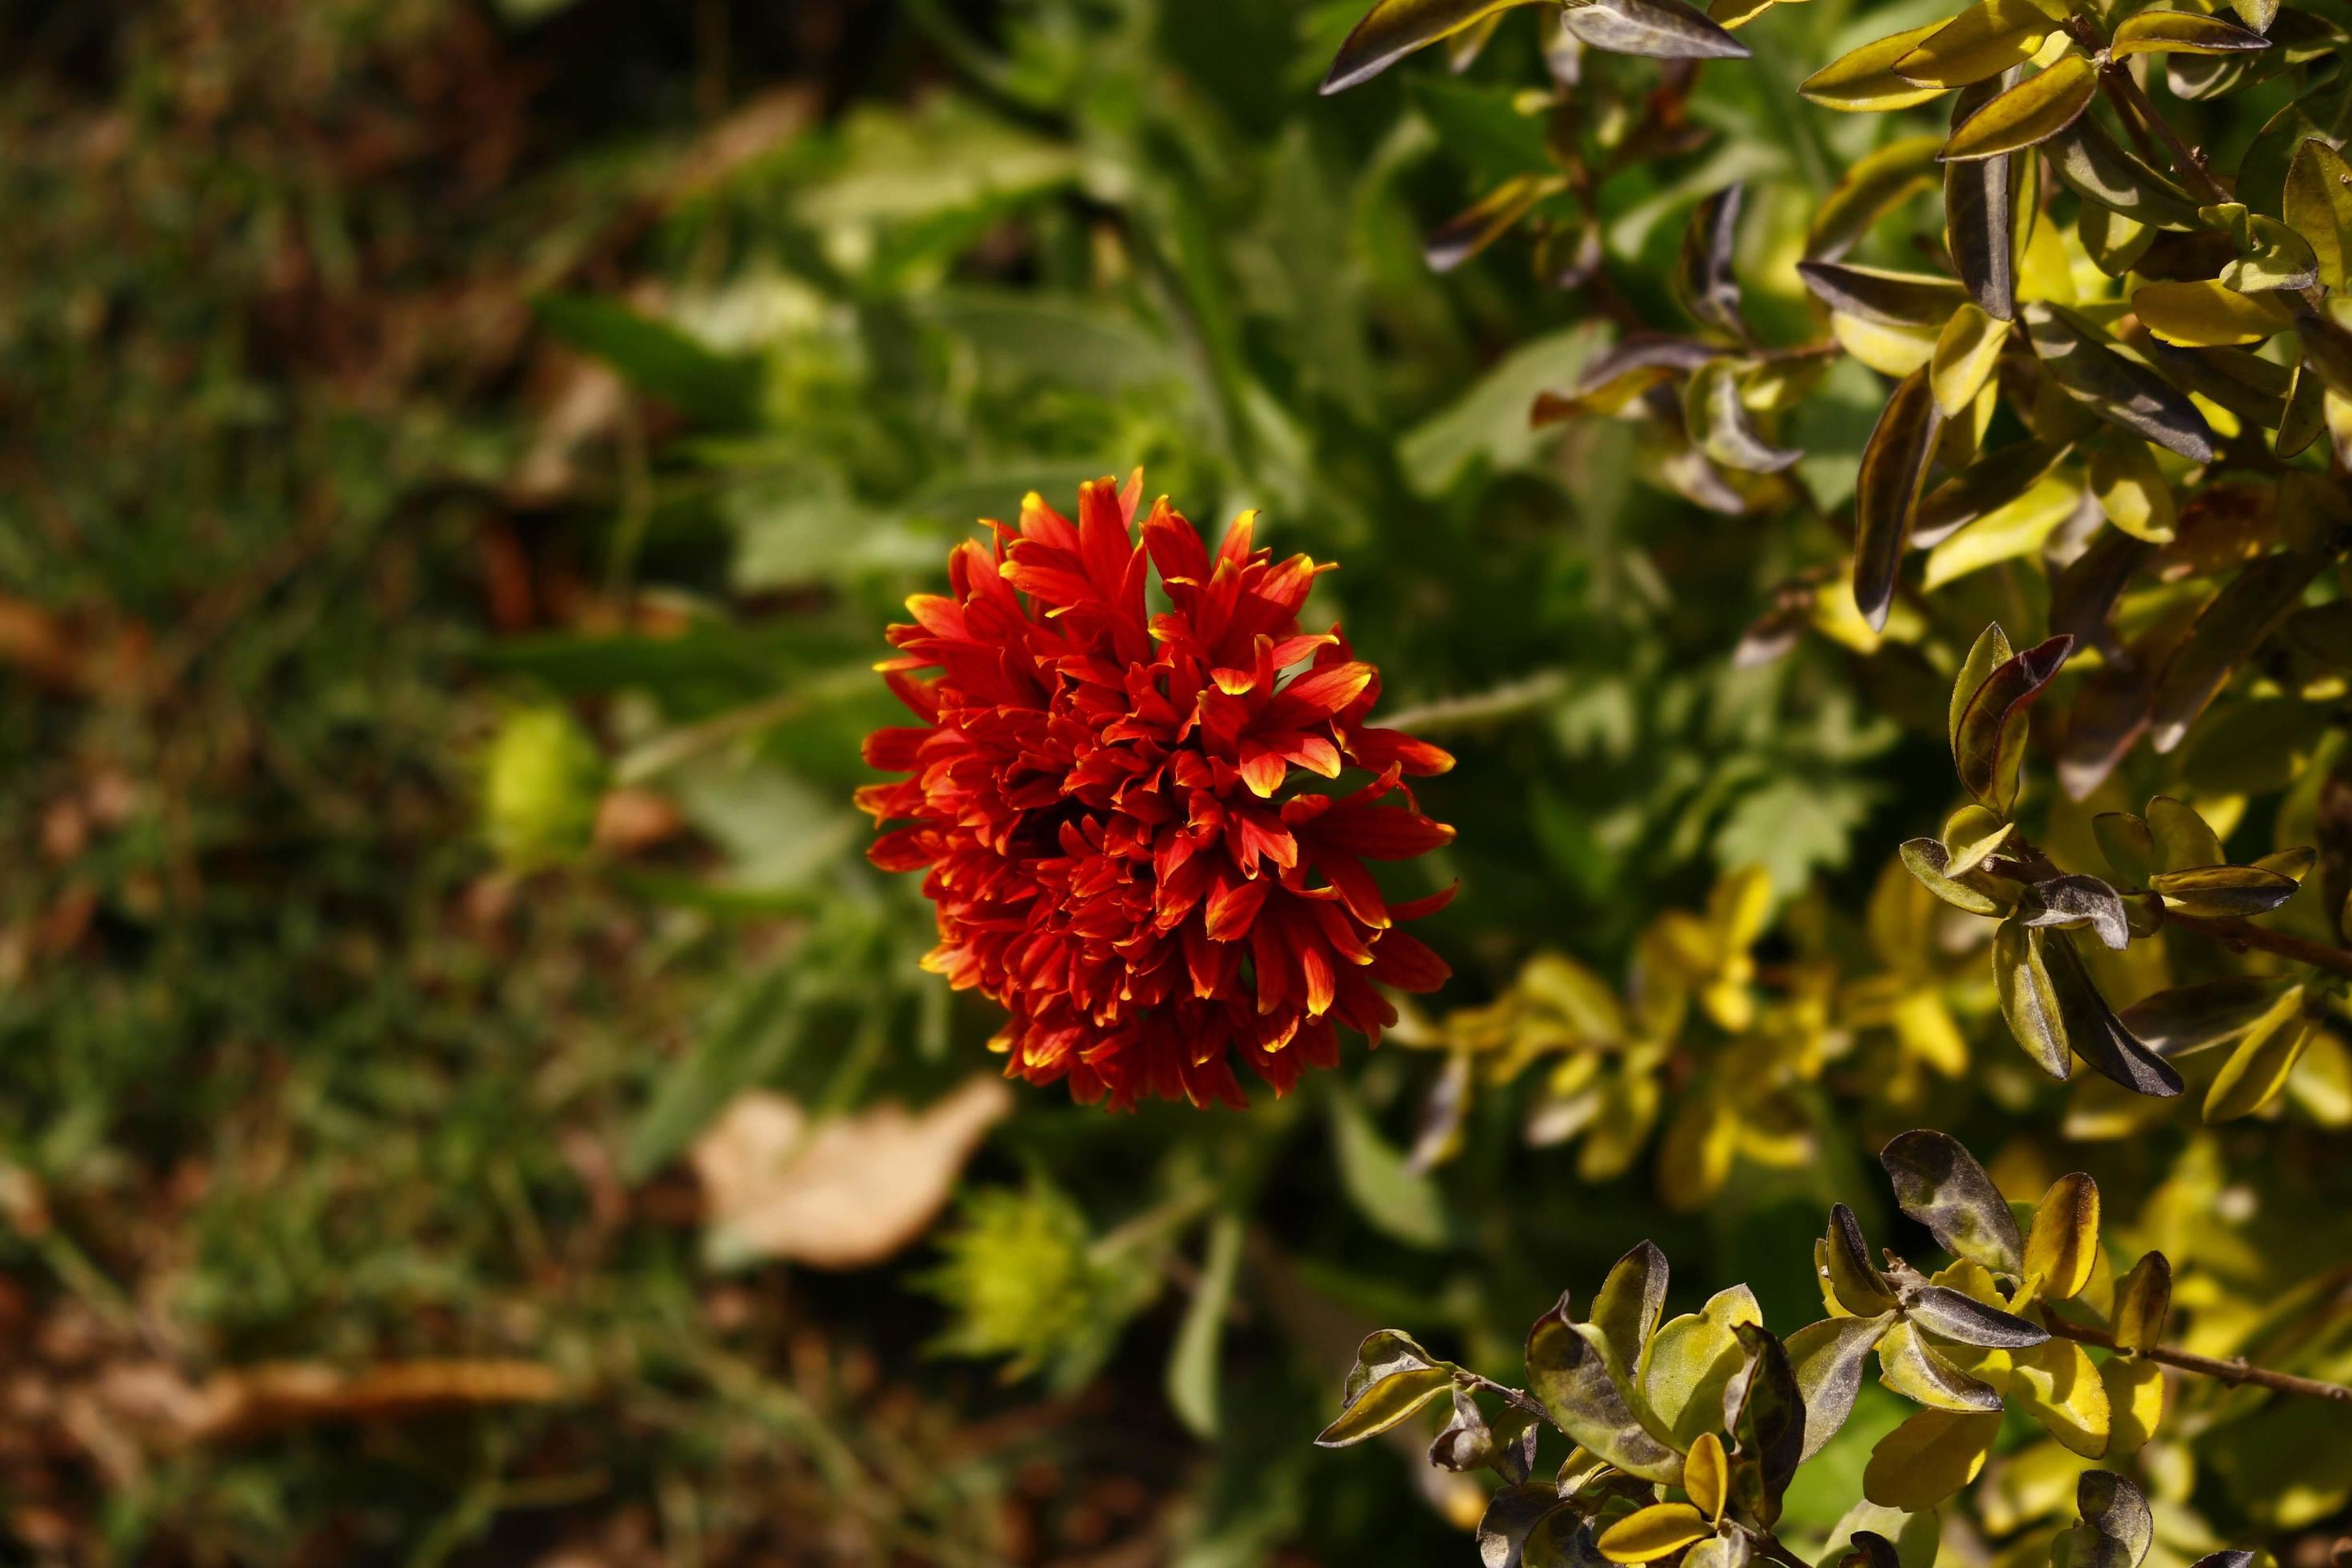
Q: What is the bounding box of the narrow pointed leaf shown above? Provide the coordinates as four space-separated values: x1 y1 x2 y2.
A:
2022 303 2215 460
1902 1285 2051 1347
2150 862 2301 916
2047 118 2205 230
1996 917 2074 1078
1562 0 1752 58
1932 302 2009 414
1598 1504 1712 1564
1916 440 2068 546
1798 262 1970 326
2118 976 2291 1054
1947 75 2019 318
2042 932 2185 1095
1854 369 1944 631
1801 22 1950 110
1426 174 1562 271
1724 1322 1805 1529
1942 58 2098 162
1676 186 1747 336
2205 986 2316 1119
1316 1362 1456 1445
1810 135 1945 262
1826 1204 1898 1314
1322 0 1544 92
2149 552 2326 751
1688 359 1803 472
1954 633 2073 806
1896 0 2054 87
2113 10 2271 54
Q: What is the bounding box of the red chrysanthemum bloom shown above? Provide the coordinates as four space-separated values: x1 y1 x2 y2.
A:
857 472 1457 1110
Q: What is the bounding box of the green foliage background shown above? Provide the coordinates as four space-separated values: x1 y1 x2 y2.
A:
0 0 2345 1563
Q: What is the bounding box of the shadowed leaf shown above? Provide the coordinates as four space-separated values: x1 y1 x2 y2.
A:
1880 1129 2026 1272
1527 1294 1686 1483
2022 303 2214 459
2112 1254 2172 1352
1877 1318 2006 1410
1854 369 1944 631
2149 553 2326 751
1954 633 2072 808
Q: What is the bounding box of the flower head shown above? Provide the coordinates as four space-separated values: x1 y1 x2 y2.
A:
858 473 1455 1110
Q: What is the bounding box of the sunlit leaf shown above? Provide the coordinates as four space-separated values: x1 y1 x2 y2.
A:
2134 280 2294 347
1996 916 2074 1078
1862 1408 2001 1510
1562 0 1753 58
1426 174 1566 272
2046 118 2205 230
1881 1129 2026 1273
1877 1318 2006 1410
1942 58 2098 162
1954 632 2072 807
1590 1239 1672 1390
1800 23 1951 111
1897 0 2054 87
1826 1203 1898 1314
1788 1314 1895 1461
1724 1322 1805 1528
2284 137 2352 290
1528 1294 1686 1484
1316 1361 1457 1446
2111 1253 2172 1353
2205 985 2317 1119
2112 10 2270 55
1598 1503 1713 1563
1931 303 2009 415
1798 262 1970 327
2102 1357 2166 1456
1322 0 1548 93
1902 1283 2050 1347
2087 435 2177 543
1688 359 1803 472
2010 1338 2110 1456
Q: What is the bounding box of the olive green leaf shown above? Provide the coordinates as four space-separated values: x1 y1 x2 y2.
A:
1949 622 2014 754
1800 22 1951 111
1931 302 2008 414
1321 0 1546 93
2021 303 2215 461
1426 174 1566 272
2020 874 2130 950
1687 359 1803 473
1788 1314 1895 1461
2149 552 2327 752
1798 262 1970 326
1685 1534 1754 1568
2150 862 2301 916
1479 1485 1581 1568
1942 57 2098 162
1527 1293 1686 1483
1316 1360 1457 1446
1562 0 1754 58
1896 0 2055 88
1902 1283 2050 1347
2092 811 2157 886
2129 334 2289 428
2010 1337 2110 1455
2070 1471 2156 1568
1881 1130 2026 1273
1923 473 2085 592
2278 358 2326 458
2146 795 2225 872
1954 631 2073 808
1723 1322 1804 1528
2296 311 2352 399
2041 930 2183 1095
1539 335 1719 420
1676 186 1746 338
1854 368 1945 631
1915 439 2070 545
1597 1503 1712 1564
1899 838 2005 916
2046 118 2204 230
1946 77 2020 317
1942 803 2014 871
2284 137 2352 290
1589 1238 1671 1389
2116 976 2290 1053
2112 10 2270 55
2025 1171 2100 1298
1638 1305 1749 1449
1995 917 2072 1078
1826 1203 1898 1314
2086 435 2177 543
2111 1253 2172 1353
1877 1318 2005 1410
1810 135 1945 261
1862 1407 2001 1510
1840 1530 1905 1568
2133 280 2294 347
2218 209 2321 291
2205 984 2317 1120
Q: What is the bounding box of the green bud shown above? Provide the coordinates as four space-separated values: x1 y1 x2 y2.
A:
483 706 606 870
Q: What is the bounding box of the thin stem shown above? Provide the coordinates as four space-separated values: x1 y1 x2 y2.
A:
2045 1316 2352 1405
2095 54 2232 206
2166 911 2352 982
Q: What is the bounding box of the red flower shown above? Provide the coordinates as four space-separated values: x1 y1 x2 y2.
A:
858 473 1456 1110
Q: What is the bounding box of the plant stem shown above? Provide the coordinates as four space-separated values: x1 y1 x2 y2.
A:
2044 1316 2352 1405
2166 912 2352 982
2093 52 2233 206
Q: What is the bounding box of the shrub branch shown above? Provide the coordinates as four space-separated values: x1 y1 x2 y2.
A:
2043 1317 2352 1405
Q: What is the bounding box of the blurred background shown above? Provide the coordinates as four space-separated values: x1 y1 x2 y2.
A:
3 1 2346 1563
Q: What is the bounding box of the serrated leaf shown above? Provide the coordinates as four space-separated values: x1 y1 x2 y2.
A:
1932 303 2009 414
1878 1318 2006 1410
2149 552 2327 751
1942 57 2098 162
1528 1294 1685 1484
2010 1338 2110 1456
2284 138 2352 290
2134 280 2295 347
2205 986 2316 1119
1881 1130 2026 1273
2022 303 2215 460
1863 1408 2002 1510
2046 118 2205 230
1801 22 1951 110
1788 1314 1895 1462
1316 1362 1456 1446
1897 0 2054 86
2111 1253 2172 1352
2112 10 2270 54
1954 632 2073 806
1854 368 1945 631
1810 135 1945 261
1562 0 1753 58
1321 0 1546 92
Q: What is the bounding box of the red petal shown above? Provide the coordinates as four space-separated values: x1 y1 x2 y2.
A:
1369 930 1450 992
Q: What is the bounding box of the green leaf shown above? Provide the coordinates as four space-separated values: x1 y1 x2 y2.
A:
2113 10 2270 54
1797 263 1970 326
2111 1253 2173 1353
1426 174 1564 272
1879 1130 2026 1273
2150 862 2302 916
1809 135 1945 262
1915 441 2070 546
1801 22 1951 111
2134 280 2294 347
1689 360 1804 473
1995 916 2074 1078
1931 302 2009 416
536 294 762 430
1676 186 1748 336
1788 1314 1896 1461
2021 303 2215 461
1527 1294 1686 1484
1410 76 1555 180
1314 1362 1457 1445
1330 1084 1454 1248
1900 838 2004 915
2046 118 2206 230
2116 975 2289 1054
1590 1239 1673 1389
1166 1212 1243 1437
1853 368 1945 631
1942 58 2098 162
2010 1338 2110 1455
1922 474 2084 591
1563 0 1753 56
1895 0 2055 87
1321 0 1546 92
1954 632 2073 808
2149 552 2327 752
1875 1318 2004 1410
2285 138 2352 291
1638 1310 1747 1449
2205 985 2317 1120
2146 794 2226 872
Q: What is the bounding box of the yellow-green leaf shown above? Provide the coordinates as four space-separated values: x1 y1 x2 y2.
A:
1923 473 2082 590
2205 986 2317 1121
2010 1337 2111 1456
2146 795 2224 872
1877 1318 2006 1410
1599 1503 1716 1563
1862 1408 2002 1510
2111 9 2271 54
1942 58 2098 162
1809 135 1946 260
1930 302 2009 417
2134 279 2295 347
2284 138 2352 293
1638 1311 1747 1450
1834 313 1943 374
1800 22 1950 110
2101 1355 2166 1456
1314 1363 1454 1446
2087 437 2177 543
1897 0 2054 86
1321 0 1546 92
2111 1251 2171 1353
1686 1430 1730 1522
2025 1172 2101 1299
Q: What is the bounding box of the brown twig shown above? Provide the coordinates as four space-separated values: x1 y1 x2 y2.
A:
2090 48 2233 206
2166 912 2352 982
2045 1317 2352 1405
